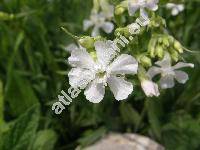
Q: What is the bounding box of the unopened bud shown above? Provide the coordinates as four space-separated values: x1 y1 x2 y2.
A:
115 5 125 15
79 36 94 49
0 12 14 20
174 40 183 53
170 50 179 62
158 37 163 43
155 45 164 58
148 38 157 58
115 27 130 37
163 37 169 47
140 56 152 67
168 36 174 44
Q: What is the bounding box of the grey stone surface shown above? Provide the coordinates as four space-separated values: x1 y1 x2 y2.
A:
83 133 165 150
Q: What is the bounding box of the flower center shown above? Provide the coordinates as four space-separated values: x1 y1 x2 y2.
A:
94 64 109 86
162 67 175 76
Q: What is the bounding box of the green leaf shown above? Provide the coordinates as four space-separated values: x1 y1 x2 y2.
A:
5 71 39 116
146 99 162 140
119 102 141 127
78 127 107 147
2 105 40 150
0 80 3 125
162 114 200 150
31 130 57 150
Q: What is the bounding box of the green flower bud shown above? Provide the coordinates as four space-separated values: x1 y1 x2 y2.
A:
148 38 157 58
0 12 14 20
170 50 179 62
140 55 152 67
174 40 183 53
78 36 102 49
163 36 170 47
115 27 130 37
155 45 164 58
115 5 125 15
158 37 163 43
168 36 174 44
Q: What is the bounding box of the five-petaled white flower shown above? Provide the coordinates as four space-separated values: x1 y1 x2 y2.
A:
68 40 138 103
128 0 159 18
147 53 194 89
83 12 114 37
141 79 160 97
166 3 184 16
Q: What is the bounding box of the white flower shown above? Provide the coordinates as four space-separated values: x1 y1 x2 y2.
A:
128 0 159 18
100 0 114 18
68 40 138 103
166 3 184 16
141 79 160 97
147 53 194 89
83 12 114 37
65 43 78 52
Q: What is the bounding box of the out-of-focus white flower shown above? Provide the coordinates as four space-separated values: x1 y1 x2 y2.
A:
100 0 114 18
128 0 159 18
68 40 138 103
166 3 184 16
83 12 114 37
147 53 194 89
141 79 160 97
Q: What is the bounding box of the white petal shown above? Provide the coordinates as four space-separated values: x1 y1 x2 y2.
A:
65 43 78 52
128 1 140 16
68 68 94 89
101 22 114 33
141 80 160 97
107 76 133 100
68 47 96 69
94 40 117 67
147 66 162 79
172 62 194 70
108 54 138 75
83 20 93 31
84 80 105 103
159 75 175 89
177 5 184 11
172 8 179 16
145 0 158 11
101 4 114 18
166 3 175 9
140 8 149 19
174 70 189 84
155 53 171 68
91 26 100 37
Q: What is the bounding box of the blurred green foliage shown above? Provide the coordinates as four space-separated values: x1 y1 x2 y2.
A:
0 0 200 150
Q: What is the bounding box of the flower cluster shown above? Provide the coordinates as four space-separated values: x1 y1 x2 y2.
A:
65 0 194 103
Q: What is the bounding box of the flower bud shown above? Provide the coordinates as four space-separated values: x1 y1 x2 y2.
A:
148 38 157 58
115 27 130 37
115 5 125 15
158 37 163 43
155 45 164 58
140 56 152 67
163 36 170 47
174 40 183 53
168 35 174 44
78 36 101 49
141 79 160 97
0 12 14 20
170 50 179 62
